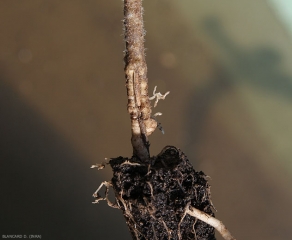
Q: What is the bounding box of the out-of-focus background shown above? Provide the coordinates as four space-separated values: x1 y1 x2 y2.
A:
1 1 292 239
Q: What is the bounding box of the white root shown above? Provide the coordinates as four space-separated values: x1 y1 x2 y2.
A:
149 86 170 107
186 206 236 240
90 163 105 170
92 181 119 208
151 112 165 134
121 160 141 166
90 158 109 170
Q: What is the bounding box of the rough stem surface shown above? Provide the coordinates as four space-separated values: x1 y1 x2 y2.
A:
124 0 157 161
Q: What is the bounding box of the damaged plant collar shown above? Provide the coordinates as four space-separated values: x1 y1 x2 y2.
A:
92 0 236 239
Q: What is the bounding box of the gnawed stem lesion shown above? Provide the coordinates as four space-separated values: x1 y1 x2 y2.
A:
123 2 236 239
124 0 157 161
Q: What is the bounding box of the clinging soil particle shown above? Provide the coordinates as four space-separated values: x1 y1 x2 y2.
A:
108 146 216 240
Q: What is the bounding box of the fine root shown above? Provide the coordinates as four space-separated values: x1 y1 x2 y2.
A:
149 86 170 108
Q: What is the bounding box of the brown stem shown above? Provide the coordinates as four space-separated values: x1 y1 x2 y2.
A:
124 0 157 161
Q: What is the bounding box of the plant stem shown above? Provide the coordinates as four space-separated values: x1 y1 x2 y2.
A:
124 0 157 161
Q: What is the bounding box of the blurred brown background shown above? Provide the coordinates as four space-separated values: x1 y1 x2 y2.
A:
1 1 292 239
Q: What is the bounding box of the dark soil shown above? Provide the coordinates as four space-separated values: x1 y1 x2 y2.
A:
107 146 216 240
